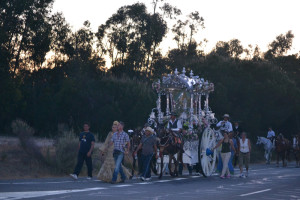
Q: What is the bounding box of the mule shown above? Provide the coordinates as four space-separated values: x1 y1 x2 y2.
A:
157 129 183 179
256 136 274 164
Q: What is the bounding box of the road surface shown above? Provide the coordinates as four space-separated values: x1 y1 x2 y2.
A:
1 163 300 200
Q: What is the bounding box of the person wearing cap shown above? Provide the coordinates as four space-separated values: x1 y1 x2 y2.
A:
216 114 233 133
134 127 158 181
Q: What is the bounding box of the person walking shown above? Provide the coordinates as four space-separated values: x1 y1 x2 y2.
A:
134 127 158 181
109 121 130 184
238 132 251 178
212 132 236 179
97 121 131 182
70 122 95 180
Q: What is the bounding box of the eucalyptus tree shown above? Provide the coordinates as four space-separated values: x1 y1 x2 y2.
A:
0 0 54 74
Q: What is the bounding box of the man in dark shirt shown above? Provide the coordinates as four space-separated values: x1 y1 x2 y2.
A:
70 122 95 180
134 127 157 181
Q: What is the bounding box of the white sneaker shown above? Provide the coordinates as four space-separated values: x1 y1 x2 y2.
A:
87 176 92 180
70 174 78 180
239 173 244 178
140 176 145 181
145 177 152 181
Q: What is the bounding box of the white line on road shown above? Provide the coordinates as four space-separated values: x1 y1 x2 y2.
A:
155 180 171 183
239 189 271 197
0 187 106 200
112 184 132 188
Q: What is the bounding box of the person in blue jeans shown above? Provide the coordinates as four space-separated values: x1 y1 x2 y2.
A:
134 127 158 181
109 121 130 184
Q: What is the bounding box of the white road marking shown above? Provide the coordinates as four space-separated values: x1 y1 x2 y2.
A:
0 187 106 200
155 180 171 183
174 178 187 181
135 182 153 185
112 184 132 188
239 189 271 197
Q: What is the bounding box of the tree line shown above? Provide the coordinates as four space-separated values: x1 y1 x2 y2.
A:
1 0 300 139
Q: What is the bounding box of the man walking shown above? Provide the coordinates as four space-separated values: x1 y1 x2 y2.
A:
70 122 95 180
110 121 130 184
134 127 158 181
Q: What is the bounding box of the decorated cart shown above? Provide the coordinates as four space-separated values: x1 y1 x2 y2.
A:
148 68 218 177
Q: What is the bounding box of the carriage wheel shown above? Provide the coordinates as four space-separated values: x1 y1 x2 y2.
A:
199 127 217 177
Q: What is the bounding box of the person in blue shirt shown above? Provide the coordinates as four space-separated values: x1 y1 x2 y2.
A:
70 122 95 180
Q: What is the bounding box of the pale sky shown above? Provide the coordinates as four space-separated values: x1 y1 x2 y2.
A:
53 0 300 55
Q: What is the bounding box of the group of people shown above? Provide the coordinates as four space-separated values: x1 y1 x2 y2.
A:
69 113 253 183
212 114 251 179
69 121 158 184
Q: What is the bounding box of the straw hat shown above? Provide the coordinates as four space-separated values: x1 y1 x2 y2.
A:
145 127 154 134
223 114 230 118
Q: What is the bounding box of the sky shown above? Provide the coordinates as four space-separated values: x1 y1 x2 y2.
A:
52 0 300 55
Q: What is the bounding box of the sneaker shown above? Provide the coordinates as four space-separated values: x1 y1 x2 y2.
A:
87 176 92 180
226 175 231 179
239 173 245 178
140 177 145 181
145 177 152 181
69 174 78 180
220 176 225 179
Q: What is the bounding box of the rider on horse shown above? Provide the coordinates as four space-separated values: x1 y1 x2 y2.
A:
267 127 276 145
167 112 183 147
216 114 233 134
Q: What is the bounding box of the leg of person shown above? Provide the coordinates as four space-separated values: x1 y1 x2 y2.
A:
239 152 244 177
138 153 143 175
217 152 223 173
72 152 85 178
118 154 127 181
144 154 154 179
112 153 124 183
221 152 231 177
85 155 93 178
220 153 226 177
245 153 250 177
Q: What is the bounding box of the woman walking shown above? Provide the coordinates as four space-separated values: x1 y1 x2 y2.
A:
97 121 131 182
238 132 251 178
212 131 236 178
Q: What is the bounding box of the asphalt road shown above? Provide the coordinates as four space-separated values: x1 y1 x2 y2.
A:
1 163 300 200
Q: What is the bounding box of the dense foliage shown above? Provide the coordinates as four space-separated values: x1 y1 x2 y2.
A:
1 0 299 139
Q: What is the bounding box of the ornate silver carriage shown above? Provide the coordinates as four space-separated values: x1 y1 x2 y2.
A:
148 68 218 176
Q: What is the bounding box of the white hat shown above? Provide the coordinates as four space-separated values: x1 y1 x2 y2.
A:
145 127 154 134
223 114 230 118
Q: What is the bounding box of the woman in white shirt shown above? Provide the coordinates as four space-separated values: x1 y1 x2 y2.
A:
238 132 251 178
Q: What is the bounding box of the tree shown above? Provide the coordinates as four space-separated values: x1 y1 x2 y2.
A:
264 30 294 59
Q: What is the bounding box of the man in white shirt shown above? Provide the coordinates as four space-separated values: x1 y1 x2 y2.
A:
216 114 233 133
267 127 275 140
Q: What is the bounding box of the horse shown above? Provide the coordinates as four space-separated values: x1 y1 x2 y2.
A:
275 134 291 167
292 134 300 168
256 136 274 164
156 128 183 179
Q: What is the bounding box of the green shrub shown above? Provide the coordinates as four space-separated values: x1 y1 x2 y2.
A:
54 130 78 174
